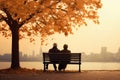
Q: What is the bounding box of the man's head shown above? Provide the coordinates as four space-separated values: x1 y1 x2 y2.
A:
53 43 57 47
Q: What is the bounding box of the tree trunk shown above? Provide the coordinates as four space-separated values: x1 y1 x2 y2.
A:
11 28 20 69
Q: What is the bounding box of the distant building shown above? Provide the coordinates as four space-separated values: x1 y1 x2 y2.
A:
101 47 107 54
117 48 120 53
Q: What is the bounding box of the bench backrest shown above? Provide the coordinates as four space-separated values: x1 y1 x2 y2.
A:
43 53 81 63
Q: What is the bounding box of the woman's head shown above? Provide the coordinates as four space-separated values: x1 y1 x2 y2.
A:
63 44 68 49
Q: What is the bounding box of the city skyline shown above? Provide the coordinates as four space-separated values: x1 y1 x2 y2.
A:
0 47 120 62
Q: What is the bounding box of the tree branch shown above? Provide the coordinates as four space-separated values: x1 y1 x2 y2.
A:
2 8 14 22
0 14 7 22
19 0 61 27
1 8 17 28
47 0 61 8
19 13 35 27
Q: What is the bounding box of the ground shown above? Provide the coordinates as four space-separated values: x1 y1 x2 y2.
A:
0 68 120 80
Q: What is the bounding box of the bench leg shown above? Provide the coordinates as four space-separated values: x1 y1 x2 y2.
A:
79 64 81 72
44 64 46 72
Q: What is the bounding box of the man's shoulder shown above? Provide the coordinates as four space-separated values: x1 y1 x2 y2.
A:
49 48 53 52
49 48 60 53
61 50 71 53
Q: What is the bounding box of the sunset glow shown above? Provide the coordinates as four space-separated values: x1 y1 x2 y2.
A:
0 0 120 55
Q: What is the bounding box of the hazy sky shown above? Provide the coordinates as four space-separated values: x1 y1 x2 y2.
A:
0 0 120 55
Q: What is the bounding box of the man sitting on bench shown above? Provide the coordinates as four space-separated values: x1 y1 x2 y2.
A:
45 43 60 71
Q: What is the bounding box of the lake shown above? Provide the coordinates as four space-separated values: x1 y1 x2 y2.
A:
0 62 120 70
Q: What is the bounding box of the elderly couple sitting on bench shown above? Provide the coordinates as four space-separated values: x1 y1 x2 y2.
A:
45 43 71 71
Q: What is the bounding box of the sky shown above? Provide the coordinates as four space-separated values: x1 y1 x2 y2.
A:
0 0 120 55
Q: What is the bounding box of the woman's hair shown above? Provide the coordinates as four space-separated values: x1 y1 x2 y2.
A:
63 44 68 49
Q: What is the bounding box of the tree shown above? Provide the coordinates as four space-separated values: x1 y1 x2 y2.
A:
0 0 102 69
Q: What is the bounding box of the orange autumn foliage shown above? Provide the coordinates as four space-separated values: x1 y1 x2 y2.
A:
0 0 102 42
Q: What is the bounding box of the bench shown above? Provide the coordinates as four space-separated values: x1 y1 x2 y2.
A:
43 53 81 72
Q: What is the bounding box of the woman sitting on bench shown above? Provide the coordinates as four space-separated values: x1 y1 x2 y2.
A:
58 44 71 71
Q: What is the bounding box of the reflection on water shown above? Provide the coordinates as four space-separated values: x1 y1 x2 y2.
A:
0 62 120 70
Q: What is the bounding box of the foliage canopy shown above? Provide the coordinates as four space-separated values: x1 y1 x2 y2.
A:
0 0 102 43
